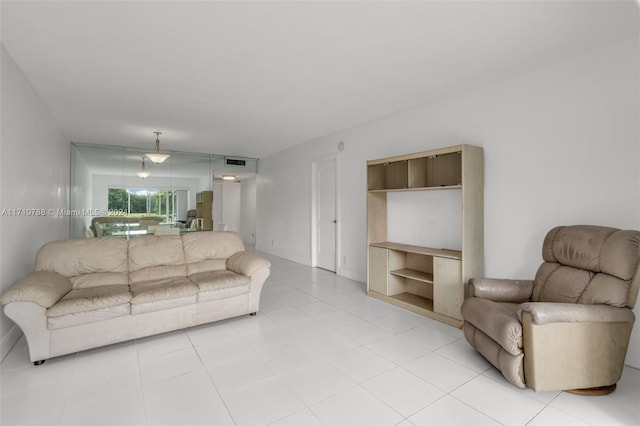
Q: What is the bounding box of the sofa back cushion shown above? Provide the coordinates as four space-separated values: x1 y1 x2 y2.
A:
532 225 640 307
128 234 187 284
182 231 245 275
35 238 128 288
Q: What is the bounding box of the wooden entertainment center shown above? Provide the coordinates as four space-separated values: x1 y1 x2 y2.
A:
366 144 484 327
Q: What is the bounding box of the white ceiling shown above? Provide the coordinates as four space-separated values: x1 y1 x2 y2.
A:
2 1 638 158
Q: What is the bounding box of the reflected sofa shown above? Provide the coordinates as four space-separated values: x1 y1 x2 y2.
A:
90 216 163 237
1 231 271 364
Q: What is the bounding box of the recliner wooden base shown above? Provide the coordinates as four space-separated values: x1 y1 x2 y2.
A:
565 384 616 396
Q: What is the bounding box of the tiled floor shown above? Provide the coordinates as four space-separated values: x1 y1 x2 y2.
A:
1 254 639 425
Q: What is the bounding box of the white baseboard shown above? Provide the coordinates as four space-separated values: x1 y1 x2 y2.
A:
1 324 23 363
337 267 366 283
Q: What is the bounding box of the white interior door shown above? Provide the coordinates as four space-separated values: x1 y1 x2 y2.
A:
316 158 336 272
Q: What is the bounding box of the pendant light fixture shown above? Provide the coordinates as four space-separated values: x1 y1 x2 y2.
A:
145 131 170 163
137 157 150 178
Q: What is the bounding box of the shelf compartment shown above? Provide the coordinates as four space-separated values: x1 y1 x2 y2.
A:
367 290 462 328
390 268 433 283
387 250 433 300
391 292 434 311
409 151 462 188
368 160 408 190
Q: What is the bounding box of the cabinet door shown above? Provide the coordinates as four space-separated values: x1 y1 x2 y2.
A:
433 257 462 320
368 246 388 294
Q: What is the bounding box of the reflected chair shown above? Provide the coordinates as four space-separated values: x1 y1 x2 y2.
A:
461 225 640 393
180 210 196 229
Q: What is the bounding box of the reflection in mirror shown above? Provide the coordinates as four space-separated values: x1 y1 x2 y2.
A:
70 143 257 239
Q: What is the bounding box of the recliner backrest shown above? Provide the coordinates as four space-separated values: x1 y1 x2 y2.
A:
532 225 640 308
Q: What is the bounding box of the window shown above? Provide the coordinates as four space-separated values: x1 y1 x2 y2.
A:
108 188 186 223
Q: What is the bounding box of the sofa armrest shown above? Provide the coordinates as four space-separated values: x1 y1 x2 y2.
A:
469 278 534 303
518 302 635 325
0 271 72 308
227 252 271 277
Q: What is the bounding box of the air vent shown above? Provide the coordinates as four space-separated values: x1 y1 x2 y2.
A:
226 158 246 166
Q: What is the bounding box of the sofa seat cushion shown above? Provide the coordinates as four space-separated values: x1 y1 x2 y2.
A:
47 285 131 317
70 272 129 290
190 270 251 301
130 277 198 305
460 298 522 356
48 303 131 329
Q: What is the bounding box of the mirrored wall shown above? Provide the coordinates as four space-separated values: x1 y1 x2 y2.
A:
70 143 257 239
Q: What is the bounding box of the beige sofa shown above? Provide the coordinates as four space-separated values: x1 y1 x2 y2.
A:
1 231 270 365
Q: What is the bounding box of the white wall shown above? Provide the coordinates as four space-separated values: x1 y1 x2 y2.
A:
257 36 640 366
0 46 70 360
222 182 241 232
240 176 257 245
70 148 92 237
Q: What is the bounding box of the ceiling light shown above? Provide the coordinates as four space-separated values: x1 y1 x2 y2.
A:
145 131 170 163
222 175 236 181
137 157 150 178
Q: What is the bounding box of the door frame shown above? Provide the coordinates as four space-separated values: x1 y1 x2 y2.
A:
311 153 340 270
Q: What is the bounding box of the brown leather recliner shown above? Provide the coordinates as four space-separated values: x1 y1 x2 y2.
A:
461 225 640 393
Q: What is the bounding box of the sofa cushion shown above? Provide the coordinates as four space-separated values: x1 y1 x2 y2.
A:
70 272 129 289
35 238 128 277
48 304 131 329
131 296 197 315
460 298 522 356
130 277 198 304
47 285 131 317
190 270 251 301
182 231 245 275
128 235 187 284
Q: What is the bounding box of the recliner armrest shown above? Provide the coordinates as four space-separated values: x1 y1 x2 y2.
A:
0 271 72 308
227 251 271 277
469 278 534 302
518 302 635 325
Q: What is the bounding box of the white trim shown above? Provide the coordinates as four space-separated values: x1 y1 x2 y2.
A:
337 266 366 283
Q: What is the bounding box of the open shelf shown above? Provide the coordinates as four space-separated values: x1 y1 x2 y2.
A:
390 268 433 283
368 184 461 193
370 241 462 260
391 292 434 311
